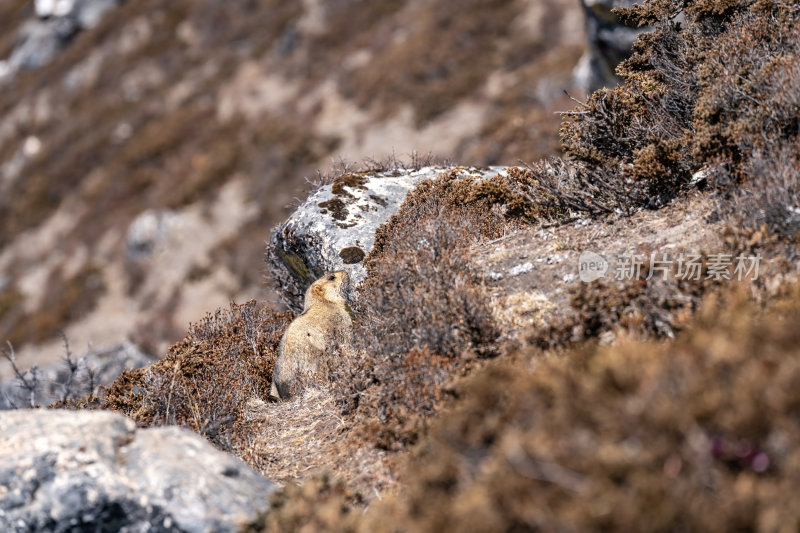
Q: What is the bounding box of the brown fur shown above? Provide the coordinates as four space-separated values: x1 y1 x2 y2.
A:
270 271 352 400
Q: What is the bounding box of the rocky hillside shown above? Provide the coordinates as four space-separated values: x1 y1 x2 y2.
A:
2 0 799 531
0 0 586 377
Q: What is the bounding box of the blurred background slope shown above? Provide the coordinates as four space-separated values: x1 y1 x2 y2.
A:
0 0 585 375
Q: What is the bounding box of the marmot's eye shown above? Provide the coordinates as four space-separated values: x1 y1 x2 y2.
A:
328 275 336 281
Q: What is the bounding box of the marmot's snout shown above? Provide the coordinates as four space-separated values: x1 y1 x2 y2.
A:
325 270 351 303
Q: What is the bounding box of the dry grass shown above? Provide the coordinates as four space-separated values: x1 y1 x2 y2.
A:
241 387 396 496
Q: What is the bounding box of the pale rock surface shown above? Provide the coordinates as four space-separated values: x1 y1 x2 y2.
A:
0 410 275 532
267 166 507 310
1 0 123 82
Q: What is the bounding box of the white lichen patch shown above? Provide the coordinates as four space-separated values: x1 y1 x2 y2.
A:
276 166 509 288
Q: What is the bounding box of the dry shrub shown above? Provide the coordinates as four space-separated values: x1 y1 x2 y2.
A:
342 164 623 446
554 0 800 226
336 347 462 450
0 263 105 348
103 301 293 453
340 0 525 125
533 257 718 348
350 212 498 446
366 169 516 262
250 281 800 532
360 214 499 360
383 283 800 532
360 168 541 359
725 145 800 237
243 474 364 533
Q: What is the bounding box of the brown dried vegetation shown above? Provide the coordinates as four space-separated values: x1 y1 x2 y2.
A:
550 0 800 228
533 260 717 348
0 263 105 347
104 301 293 454
242 2 800 528
343 170 533 447
43 1 800 528
1 0 583 355
248 282 800 533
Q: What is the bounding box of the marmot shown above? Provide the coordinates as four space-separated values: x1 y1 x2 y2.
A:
269 271 352 400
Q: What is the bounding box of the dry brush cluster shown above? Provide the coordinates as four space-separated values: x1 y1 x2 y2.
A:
512 0 800 235
243 1 800 528
103 302 293 454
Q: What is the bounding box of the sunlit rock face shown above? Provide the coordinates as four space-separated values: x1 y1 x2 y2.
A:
267 166 507 310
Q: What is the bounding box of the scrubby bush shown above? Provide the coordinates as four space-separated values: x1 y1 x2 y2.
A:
545 0 800 231
243 474 363 533
532 259 718 348
379 283 800 532
104 301 293 453
360 178 504 359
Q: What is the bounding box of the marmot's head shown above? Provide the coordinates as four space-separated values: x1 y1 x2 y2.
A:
304 271 350 309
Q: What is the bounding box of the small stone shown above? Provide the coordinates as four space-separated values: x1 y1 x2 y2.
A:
339 246 366 264
508 262 534 277
489 271 504 281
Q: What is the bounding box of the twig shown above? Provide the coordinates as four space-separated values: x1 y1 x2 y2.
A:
2 340 39 408
165 358 182 424
563 90 590 108
59 332 79 403
85 361 96 398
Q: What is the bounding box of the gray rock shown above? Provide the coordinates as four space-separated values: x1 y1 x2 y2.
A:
3 18 78 75
1 0 122 82
126 209 180 260
74 0 120 29
574 0 646 93
35 0 121 28
0 342 154 410
267 166 506 310
0 409 275 532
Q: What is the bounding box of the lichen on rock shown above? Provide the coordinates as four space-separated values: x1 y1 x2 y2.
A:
267 165 508 310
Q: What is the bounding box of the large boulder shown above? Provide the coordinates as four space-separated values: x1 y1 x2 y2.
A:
0 409 275 532
267 166 506 310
